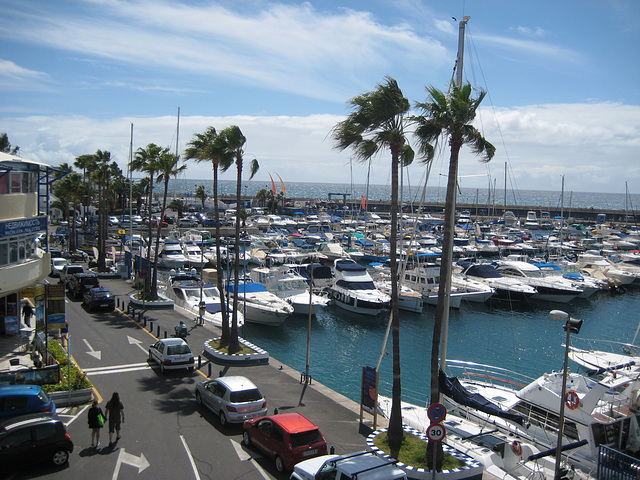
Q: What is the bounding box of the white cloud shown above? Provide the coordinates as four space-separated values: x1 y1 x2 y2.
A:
4 101 639 194
0 59 50 89
0 0 449 102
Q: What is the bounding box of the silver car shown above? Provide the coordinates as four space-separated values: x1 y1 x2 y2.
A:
195 376 267 426
148 338 194 373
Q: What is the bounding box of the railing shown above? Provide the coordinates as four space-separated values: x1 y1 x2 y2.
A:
445 359 536 391
598 445 640 480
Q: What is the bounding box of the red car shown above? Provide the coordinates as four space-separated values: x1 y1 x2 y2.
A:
242 413 327 473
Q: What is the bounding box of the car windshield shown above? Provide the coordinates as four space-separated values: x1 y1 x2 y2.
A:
290 429 323 447
229 388 263 403
167 345 191 355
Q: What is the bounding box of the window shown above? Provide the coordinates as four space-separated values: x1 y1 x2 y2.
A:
34 424 57 441
0 428 32 448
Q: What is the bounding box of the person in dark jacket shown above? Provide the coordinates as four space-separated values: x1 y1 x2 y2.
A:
105 391 125 446
87 399 104 447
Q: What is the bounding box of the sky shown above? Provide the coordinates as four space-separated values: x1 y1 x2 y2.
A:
1 0 639 195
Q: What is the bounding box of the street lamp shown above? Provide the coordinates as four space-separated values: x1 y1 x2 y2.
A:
549 309 583 480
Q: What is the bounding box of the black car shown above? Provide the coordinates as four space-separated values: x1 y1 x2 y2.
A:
0 413 74 470
68 272 100 299
83 287 115 312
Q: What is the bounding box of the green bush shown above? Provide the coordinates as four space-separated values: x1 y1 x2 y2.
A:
41 339 93 393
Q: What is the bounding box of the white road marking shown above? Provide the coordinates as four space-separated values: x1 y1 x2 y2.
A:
231 438 271 480
180 435 202 480
128 335 148 354
83 338 102 360
112 448 150 479
84 362 150 375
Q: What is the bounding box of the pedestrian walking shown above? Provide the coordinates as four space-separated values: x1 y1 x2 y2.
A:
22 302 34 328
105 392 125 446
87 399 104 448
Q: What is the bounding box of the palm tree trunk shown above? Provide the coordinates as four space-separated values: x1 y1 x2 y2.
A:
213 166 230 346
387 148 404 453
228 155 242 354
428 137 461 468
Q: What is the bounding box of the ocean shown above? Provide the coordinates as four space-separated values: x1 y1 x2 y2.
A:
168 178 639 407
166 179 640 213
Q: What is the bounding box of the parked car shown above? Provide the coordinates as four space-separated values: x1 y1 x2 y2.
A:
0 385 56 419
195 376 267 426
68 272 100 299
108 216 119 226
242 413 327 473
83 287 115 312
50 257 69 277
148 338 194 373
131 215 143 225
178 217 199 228
59 264 84 285
290 451 407 480
0 413 73 469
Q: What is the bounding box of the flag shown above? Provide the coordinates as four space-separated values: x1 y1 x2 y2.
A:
268 173 276 195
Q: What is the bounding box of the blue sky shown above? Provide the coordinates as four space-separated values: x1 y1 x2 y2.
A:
1 0 639 194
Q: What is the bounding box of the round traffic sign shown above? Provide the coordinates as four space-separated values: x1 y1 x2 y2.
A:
427 403 447 423
427 423 446 442
139 269 148 279
118 229 126 235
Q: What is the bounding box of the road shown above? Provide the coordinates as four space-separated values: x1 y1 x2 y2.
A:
5 275 296 480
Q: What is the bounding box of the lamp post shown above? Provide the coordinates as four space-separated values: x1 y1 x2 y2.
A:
549 309 583 480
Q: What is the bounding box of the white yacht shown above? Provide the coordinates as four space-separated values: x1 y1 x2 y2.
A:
462 263 538 302
224 280 294 326
494 260 583 303
157 241 188 269
181 242 208 268
249 265 330 315
159 271 243 328
327 258 390 316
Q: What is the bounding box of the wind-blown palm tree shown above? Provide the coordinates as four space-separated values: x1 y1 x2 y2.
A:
153 150 186 294
413 83 495 468
218 125 259 354
130 143 163 299
331 76 414 454
195 185 207 212
184 127 235 346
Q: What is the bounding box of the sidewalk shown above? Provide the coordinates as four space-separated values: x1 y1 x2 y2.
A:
0 326 36 372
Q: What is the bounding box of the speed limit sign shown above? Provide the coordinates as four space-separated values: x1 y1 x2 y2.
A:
426 423 446 442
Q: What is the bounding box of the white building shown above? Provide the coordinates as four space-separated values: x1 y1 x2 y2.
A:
0 152 62 334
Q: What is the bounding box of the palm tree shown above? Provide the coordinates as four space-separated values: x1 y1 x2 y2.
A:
74 154 95 227
91 150 117 272
184 127 235 346
130 143 163 299
53 173 83 251
413 83 495 468
218 125 259 354
153 150 186 294
195 185 207 212
331 76 414 454
168 198 187 218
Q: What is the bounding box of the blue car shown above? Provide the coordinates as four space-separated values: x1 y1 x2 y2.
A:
0 385 57 419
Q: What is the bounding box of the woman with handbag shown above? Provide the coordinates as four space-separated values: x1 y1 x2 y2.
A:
88 399 105 448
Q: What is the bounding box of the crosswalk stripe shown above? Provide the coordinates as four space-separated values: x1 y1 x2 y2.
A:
84 363 151 375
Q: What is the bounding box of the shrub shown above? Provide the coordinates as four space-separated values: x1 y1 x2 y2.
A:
41 339 93 393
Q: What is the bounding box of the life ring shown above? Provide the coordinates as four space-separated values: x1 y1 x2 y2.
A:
511 440 523 457
565 390 580 410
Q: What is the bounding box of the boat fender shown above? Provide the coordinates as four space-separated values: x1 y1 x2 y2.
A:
631 390 640 412
565 390 580 410
511 440 523 457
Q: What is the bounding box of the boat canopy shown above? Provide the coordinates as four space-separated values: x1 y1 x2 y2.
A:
225 282 268 294
335 260 367 272
464 264 502 279
439 370 526 425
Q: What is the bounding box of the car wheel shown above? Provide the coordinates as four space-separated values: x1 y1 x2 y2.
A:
242 431 251 446
51 449 69 466
195 391 202 405
275 455 285 473
219 411 227 426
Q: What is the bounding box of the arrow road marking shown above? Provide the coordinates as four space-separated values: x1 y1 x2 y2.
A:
128 335 148 354
112 448 150 480
83 339 102 360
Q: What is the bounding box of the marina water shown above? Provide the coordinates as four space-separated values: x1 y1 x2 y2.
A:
167 179 640 406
